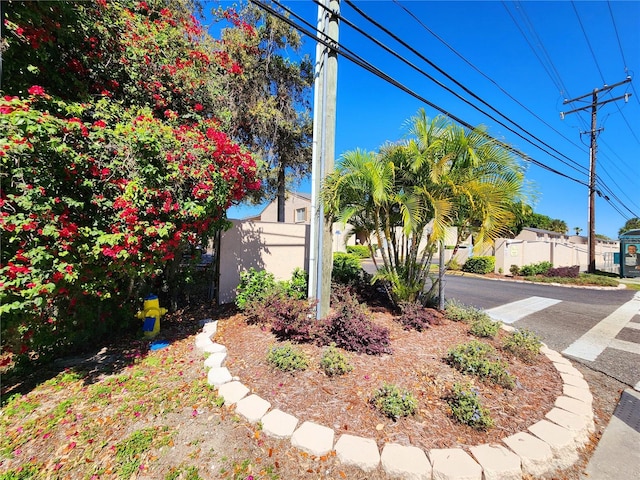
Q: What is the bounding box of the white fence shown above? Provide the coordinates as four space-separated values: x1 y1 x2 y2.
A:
493 238 620 274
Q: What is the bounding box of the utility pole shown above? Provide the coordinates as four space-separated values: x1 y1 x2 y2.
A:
309 0 339 319
561 77 632 273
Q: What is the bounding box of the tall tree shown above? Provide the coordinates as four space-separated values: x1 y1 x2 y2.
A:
215 3 313 221
619 217 640 235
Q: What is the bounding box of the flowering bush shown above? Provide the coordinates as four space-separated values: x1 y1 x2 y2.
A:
0 91 259 363
1 1 264 365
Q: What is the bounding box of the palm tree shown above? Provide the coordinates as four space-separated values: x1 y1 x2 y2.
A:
323 110 528 307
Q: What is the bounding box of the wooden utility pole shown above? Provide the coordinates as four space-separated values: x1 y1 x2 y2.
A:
309 0 339 318
561 77 632 273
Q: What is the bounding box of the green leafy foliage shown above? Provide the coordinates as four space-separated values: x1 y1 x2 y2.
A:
370 383 418 419
235 268 276 311
519 261 553 276
0 464 42 479
116 427 172 479
469 315 502 338
320 344 353 377
444 299 485 323
462 256 495 274
332 252 363 284
509 264 520 276
279 267 309 300
447 340 515 389
346 245 370 258
447 383 494 430
503 329 542 363
266 343 308 372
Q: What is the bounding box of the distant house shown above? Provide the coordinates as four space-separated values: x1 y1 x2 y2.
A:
245 192 312 224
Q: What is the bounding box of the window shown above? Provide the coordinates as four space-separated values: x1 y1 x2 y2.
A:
295 207 307 223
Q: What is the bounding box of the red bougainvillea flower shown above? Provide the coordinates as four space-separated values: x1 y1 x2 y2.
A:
27 85 46 96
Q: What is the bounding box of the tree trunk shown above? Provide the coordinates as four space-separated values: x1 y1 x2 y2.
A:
277 165 285 223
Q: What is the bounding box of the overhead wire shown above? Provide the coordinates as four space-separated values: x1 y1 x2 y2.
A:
513 1 572 99
571 0 606 85
248 0 640 217
249 0 589 187
393 0 589 159
607 0 640 108
340 0 586 178
338 0 590 178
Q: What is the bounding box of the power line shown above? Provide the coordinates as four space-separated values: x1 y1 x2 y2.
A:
392 0 590 160
337 0 590 178
245 0 637 227
250 0 590 189
513 1 573 99
571 1 607 85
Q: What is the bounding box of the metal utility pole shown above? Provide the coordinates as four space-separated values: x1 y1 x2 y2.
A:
308 0 339 319
561 77 632 273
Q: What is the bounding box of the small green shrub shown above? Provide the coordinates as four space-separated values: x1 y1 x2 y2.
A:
447 383 494 430
444 299 485 323
469 315 502 338
519 261 553 277
509 264 520 276
235 268 276 310
332 252 363 284
370 383 417 419
346 245 370 258
462 256 495 274
280 267 309 299
320 344 353 377
267 343 309 372
447 340 515 389
503 329 542 363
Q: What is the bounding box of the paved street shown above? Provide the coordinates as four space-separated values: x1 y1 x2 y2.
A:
443 275 640 390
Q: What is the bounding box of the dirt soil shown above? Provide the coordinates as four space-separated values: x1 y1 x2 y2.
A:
0 301 628 480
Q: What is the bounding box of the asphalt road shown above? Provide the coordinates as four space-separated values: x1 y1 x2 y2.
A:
443 274 640 389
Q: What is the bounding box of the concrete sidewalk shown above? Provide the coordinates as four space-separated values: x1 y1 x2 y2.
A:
582 388 640 479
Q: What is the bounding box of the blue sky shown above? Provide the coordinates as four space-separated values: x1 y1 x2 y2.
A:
213 1 640 239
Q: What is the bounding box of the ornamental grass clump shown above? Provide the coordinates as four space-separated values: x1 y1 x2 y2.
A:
447 383 494 430
266 343 308 372
503 328 542 363
370 383 417 420
447 340 515 389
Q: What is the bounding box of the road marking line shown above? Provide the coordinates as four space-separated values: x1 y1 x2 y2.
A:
609 339 640 356
625 322 640 331
484 296 561 324
563 292 640 361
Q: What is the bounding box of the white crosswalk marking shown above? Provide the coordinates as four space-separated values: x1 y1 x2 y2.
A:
484 296 561 324
563 291 640 361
